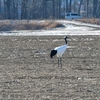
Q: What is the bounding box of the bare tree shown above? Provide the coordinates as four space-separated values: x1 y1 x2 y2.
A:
58 0 61 19
0 0 1 15
78 0 83 14
0 0 100 19
69 0 72 12
86 0 89 17
93 0 98 17
66 0 68 13
52 0 55 18
6 0 12 19
97 0 100 17
21 0 28 19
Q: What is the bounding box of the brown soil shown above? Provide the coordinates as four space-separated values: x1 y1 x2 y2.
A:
0 36 100 99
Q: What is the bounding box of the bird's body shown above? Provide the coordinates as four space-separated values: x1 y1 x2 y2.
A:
50 36 68 68
54 44 67 57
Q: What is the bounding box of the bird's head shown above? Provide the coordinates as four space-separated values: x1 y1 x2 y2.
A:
64 36 68 39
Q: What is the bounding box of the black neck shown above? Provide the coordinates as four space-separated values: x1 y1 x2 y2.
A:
65 38 67 44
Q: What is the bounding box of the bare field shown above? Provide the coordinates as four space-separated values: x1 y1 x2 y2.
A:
0 36 100 100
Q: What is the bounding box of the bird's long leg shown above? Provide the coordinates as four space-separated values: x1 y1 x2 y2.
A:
60 57 62 68
58 57 60 68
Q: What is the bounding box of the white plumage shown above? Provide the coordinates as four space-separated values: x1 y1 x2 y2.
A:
54 44 68 57
50 36 68 68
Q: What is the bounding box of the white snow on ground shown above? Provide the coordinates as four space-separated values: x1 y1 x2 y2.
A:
0 20 100 36
59 20 100 28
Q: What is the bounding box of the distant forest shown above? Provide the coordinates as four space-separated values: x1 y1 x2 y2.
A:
0 0 100 20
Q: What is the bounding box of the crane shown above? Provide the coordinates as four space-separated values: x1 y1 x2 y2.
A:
50 36 68 68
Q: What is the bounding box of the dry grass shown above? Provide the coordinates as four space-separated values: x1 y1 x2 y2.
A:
0 23 14 31
0 20 64 31
77 18 100 25
41 21 64 28
0 19 99 31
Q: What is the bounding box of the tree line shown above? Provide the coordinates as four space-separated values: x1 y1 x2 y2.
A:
0 0 100 20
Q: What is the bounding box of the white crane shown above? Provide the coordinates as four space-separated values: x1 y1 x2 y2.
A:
50 36 68 68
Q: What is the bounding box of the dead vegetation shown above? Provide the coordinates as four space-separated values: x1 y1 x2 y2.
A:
76 18 100 25
0 20 64 31
0 19 100 31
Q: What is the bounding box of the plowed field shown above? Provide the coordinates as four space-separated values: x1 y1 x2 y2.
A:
0 36 100 100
